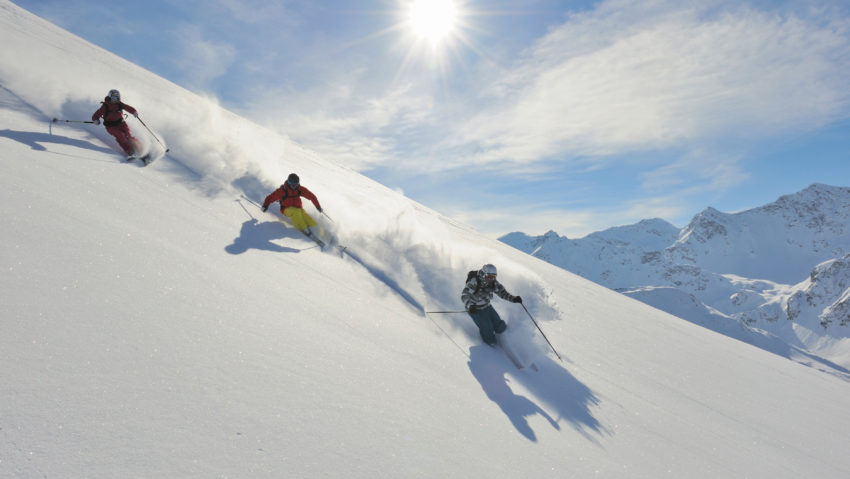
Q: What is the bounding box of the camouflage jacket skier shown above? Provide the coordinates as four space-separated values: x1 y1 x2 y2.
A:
461 271 519 311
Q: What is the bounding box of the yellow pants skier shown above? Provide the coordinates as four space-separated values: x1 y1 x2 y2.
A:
283 206 317 232
261 173 324 237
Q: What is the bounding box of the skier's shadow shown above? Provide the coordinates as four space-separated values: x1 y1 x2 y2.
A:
0 128 114 155
225 218 301 254
467 345 560 442
468 345 609 443
514 354 610 442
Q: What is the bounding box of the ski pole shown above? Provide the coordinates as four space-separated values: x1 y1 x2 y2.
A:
520 303 562 361
52 118 95 124
424 311 470 359
240 194 263 209
321 210 335 223
134 115 170 153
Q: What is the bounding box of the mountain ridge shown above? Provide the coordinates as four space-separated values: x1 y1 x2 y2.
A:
501 182 850 373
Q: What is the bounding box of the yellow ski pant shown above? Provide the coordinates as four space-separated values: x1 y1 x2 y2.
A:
283 207 318 231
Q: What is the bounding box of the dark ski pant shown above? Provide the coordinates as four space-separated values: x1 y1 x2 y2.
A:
106 122 140 156
469 305 507 346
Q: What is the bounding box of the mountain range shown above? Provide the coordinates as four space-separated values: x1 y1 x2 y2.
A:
501 183 850 375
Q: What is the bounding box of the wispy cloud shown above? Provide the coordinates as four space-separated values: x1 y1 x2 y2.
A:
205 0 292 25
436 195 688 239
249 78 436 170
454 0 850 167
171 24 237 90
437 201 603 239
639 149 748 193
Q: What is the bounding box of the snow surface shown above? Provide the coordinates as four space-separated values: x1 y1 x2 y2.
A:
2 2 850 477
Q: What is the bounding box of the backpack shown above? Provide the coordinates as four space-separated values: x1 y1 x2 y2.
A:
277 184 302 204
101 99 126 127
466 270 483 294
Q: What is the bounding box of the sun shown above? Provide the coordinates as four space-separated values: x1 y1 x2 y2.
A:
381 0 478 77
408 0 458 44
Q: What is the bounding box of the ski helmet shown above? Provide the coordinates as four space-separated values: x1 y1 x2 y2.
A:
108 89 120 102
481 264 497 277
286 173 300 188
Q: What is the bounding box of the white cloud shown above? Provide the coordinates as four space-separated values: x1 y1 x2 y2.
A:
248 79 435 170
208 0 292 24
639 149 748 193
171 24 237 90
437 196 689 239
453 0 850 165
439 202 599 239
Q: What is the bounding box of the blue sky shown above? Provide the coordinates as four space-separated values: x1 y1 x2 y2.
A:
13 0 850 237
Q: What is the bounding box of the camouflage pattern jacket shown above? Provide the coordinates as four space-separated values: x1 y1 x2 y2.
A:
461 271 518 311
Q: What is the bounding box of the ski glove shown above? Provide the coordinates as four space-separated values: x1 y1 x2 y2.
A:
261 205 268 212
317 206 323 213
467 305 479 313
512 296 523 304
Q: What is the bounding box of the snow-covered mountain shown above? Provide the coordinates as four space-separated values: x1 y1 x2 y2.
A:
3 2 850 477
501 184 850 375
669 184 850 283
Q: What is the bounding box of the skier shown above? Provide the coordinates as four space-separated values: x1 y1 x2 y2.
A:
261 173 324 240
462 264 522 346
91 89 142 160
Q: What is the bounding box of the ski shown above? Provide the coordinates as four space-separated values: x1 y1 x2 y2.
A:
500 344 525 370
303 230 326 249
125 153 152 166
498 338 537 371
306 232 349 254
319 234 348 255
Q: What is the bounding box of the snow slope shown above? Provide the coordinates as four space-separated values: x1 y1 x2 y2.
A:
2 2 850 477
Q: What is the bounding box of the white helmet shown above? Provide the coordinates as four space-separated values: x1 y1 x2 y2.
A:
481 264 497 276
108 89 120 102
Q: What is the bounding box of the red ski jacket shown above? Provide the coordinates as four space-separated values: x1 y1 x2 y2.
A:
92 99 138 127
263 184 321 212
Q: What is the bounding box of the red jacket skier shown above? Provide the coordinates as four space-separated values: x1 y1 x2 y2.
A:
262 173 324 238
91 89 141 159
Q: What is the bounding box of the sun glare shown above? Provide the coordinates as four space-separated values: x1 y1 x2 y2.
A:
408 0 457 44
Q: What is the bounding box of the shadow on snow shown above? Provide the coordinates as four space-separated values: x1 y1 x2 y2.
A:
225 218 304 255
468 345 609 443
336 247 425 313
226 201 305 254
0 128 115 156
